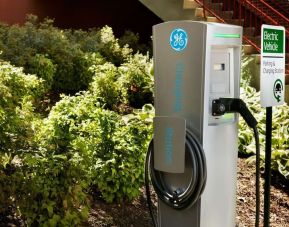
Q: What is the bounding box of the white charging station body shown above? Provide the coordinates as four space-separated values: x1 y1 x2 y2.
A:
153 21 243 227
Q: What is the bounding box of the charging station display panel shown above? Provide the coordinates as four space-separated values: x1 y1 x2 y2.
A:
209 48 236 125
210 52 230 94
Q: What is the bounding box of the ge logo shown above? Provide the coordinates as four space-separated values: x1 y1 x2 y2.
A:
170 28 188 52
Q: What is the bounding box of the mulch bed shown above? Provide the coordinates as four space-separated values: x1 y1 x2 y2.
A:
84 157 289 227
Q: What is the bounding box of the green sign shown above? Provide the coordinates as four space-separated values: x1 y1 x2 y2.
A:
260 25 285 107
263 28 284 54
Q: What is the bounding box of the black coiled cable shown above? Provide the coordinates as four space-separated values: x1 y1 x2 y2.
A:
145 129 207 227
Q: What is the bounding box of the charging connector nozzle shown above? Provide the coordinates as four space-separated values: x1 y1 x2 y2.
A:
212 98 257 128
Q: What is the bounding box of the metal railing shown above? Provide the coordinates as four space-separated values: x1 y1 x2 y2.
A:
257 0 289 29
194 0 289 55
263 0 289 18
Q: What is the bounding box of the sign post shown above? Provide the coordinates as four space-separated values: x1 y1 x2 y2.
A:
260 24 285 227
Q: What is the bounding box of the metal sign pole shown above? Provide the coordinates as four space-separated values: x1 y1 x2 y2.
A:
263 107 272 227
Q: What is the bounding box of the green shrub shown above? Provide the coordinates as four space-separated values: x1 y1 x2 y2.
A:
18 149 90 226
66 27 151 63
77 26 133 66
52 48 94 92
119 30 151 55
0 16 151 94
15 93 96 225
0 161 24 214
78 105 153 202
0 16 94 93
89 63 123 110
28 54 56 91
36 93 153 203
0 60 44 152
0 61 89 226
65 25 132 66
0 60 44 213
89 53 154 110
118 53 154 108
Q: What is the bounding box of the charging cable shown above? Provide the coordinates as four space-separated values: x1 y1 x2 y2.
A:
145 130 207 227
212 98 260 227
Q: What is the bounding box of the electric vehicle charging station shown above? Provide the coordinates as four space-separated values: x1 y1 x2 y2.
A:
145 21 260 227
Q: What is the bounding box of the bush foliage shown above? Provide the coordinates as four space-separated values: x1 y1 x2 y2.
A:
0 60 44 215
36 93 153 202
0 16 145 93
89 53 153 110
0 17 153 225
0 60 44 153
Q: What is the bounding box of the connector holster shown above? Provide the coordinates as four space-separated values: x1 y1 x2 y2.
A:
212 98 257 128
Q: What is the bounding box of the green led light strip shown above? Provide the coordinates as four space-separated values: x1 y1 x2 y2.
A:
223 113 235 120
214 33 240 38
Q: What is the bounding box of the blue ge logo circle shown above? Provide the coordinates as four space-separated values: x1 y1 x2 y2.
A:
170 28 188 52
